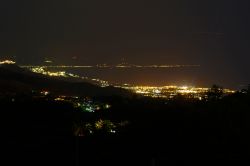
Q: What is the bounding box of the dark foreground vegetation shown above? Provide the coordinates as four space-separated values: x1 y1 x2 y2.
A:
1 87 250 166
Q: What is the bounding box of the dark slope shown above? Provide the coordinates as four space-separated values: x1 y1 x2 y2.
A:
0 64 131 97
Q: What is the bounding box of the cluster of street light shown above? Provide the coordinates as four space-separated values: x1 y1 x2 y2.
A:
118 85 235 99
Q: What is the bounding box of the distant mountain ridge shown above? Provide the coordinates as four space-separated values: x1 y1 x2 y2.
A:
0 64 132 97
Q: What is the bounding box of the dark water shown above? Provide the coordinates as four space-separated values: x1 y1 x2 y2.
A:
51 67 241 89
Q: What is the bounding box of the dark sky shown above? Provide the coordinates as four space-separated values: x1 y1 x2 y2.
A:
1 0 250 88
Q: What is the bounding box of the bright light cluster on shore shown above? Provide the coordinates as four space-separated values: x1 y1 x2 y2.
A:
0 60 16 65
118 85 235 99
30 67 79 78
27 67 110 87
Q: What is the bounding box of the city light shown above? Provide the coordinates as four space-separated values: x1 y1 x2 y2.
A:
26 67 110 87
40 91 50 96
30 67 78 78
120 85 235 99
22 65 235 99
0 60 16 65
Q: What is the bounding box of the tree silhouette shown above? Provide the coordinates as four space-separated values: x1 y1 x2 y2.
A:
207 84 223 100
240 84 250 94
247 84 250 94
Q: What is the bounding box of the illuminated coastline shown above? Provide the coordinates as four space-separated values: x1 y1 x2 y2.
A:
27 66 110 87
22 65 235 99
0 60 233 99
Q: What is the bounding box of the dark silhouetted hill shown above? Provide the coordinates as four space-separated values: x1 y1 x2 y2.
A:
0 64 132 97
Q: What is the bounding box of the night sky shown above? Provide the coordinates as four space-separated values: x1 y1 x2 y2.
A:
1 0 250 88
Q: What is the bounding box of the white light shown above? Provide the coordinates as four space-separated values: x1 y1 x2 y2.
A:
154 89 161 94
181 86 188 90
110 130 116 133
0 60 16 64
